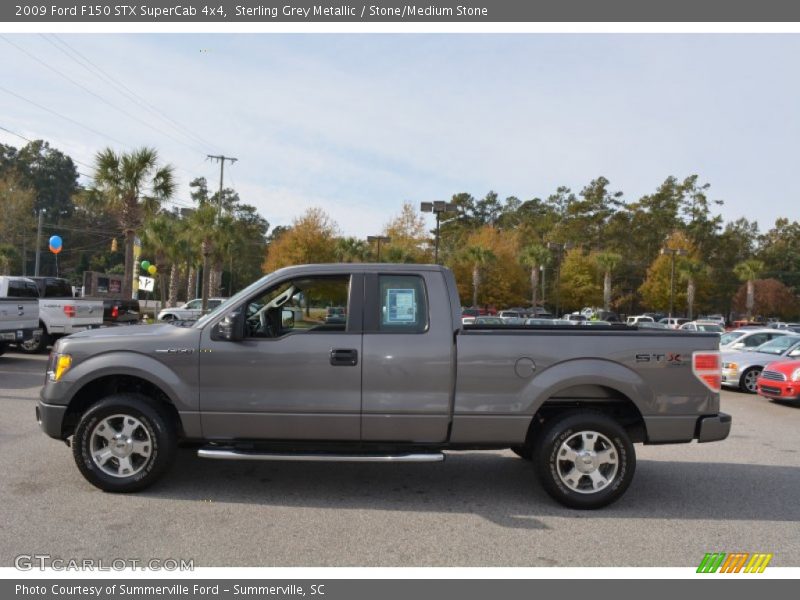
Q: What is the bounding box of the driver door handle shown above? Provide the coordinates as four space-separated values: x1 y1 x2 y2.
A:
330 348 358 366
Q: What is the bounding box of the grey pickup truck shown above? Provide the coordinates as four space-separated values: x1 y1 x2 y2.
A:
37 264 730 509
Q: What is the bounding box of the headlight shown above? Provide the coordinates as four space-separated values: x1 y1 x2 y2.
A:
722 362 738 370
47 353 72 382
792 368 800 382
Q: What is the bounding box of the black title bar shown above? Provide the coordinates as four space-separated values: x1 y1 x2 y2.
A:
5 0 800 22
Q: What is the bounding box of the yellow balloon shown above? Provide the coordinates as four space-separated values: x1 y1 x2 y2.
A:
147 265 157 275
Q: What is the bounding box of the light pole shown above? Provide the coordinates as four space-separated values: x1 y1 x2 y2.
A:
421 201 457 264
367 235 390 262
660 247 687 320
547 241 573 317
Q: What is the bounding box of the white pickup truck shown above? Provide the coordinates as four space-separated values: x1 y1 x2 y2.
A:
18 276 104 353
0 276 40 356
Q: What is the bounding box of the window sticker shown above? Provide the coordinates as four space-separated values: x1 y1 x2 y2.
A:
385 288 417 323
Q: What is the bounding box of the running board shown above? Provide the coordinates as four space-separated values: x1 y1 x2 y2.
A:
197 448 445 463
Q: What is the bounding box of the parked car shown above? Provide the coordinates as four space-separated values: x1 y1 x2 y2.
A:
525 318 573 326
563 313 587 323
638 321 672 330
719 328 791 351
472 316 504 325
325 306 347 324
0 276 40 355
756 360 800 403
498 310 525 321
37 263 729 510
679 321 725 333
721 335 800 393
626 315 654 326
157 297 226 322
658 317 690 329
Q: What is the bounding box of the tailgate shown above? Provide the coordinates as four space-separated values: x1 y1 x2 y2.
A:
72 300 104 326
0 299 39 332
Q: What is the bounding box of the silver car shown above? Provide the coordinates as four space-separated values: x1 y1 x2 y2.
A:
719 328 791 351
721 335 800 393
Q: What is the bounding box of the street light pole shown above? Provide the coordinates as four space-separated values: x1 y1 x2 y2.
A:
661 247 687 320
367 235 390 262
547 242 573 317
421 201 457 264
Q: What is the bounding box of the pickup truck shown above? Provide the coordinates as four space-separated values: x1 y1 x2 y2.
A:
18 277 104 353
0 276 40 356
36 264 730 509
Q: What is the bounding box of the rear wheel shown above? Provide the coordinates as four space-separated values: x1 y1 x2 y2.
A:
739 368 761 394
533 411 635 509
71 394 177 492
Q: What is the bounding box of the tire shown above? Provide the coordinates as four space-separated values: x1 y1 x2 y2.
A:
533 411 636 509
511 445 533 460
739 368 761 394
71 393 177 493
18 326 50 354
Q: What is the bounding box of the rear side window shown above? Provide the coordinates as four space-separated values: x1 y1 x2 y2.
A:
7 280 39 298
378 275 428 333
43 279 73 298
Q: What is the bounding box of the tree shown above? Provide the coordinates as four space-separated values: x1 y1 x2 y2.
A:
92 147 175 299
334 237 368 263
558 248 602 312
595 251 622 311
263 208 339 272
732 278 799 320
678 259 706 320
0 172 36 274
382 202 431 263
733 259 765 320
519 244 551 311
639 231 697 313
463 245 496 307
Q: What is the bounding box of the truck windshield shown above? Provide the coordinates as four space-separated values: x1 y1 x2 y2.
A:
755 335 800 355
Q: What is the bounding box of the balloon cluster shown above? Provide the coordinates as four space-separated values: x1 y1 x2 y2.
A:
140 260 158 275
49 235 62 255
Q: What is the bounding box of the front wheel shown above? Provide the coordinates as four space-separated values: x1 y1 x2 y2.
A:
71 394 177 492
533 411 636 509
739 368 761 394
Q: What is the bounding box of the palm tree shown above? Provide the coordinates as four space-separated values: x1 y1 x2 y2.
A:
141 213 175 308
92 148 175 299
186 202 218 311
519 244 550 313
463 246 496 307
733 259 764 320
335 237 368 263
678 259 706 320
595 251 622 311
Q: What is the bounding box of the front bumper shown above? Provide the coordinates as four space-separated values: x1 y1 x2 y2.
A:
696 412 732 443
36 400 67 439
757 381 800 401
721 368 739 387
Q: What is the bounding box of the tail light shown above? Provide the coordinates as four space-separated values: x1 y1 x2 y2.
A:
63 305 76 318
111 305 119 319
693 351 721 392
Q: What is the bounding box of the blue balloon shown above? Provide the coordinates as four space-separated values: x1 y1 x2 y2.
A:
49 235 63 250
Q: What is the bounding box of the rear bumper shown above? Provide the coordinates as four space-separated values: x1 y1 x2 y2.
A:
696 412 732 443
644 412 732 444
0 327 37 343
36 400 67 439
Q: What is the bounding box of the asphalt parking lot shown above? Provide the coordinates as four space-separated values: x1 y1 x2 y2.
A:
1 353 799 567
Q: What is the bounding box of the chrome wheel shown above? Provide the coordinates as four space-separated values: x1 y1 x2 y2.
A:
742 369 761 393
555 430 619 494
90 414 152 478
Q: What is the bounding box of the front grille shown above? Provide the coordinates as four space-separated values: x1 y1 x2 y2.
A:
761 370 787 382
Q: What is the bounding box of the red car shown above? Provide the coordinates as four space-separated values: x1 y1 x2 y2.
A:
756 360 800 402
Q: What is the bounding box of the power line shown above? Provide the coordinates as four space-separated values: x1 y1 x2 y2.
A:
0 84 130 148
42 34 218 153
2 35 209 157
0 124 95 179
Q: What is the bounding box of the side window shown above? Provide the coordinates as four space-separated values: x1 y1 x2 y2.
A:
186 300 202 309
378 275 428 333
8 280 38 298
745 334 767 347
244 276 350 338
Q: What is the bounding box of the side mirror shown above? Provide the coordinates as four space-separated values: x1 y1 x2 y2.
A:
217 309 245 341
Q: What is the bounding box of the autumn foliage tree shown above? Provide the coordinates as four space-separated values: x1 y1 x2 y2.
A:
732 279 799 320
263 207 339 272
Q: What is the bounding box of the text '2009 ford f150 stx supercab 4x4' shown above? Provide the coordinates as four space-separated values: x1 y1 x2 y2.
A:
37 264 730 509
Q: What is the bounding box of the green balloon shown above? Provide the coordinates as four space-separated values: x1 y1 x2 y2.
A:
141 260 151 270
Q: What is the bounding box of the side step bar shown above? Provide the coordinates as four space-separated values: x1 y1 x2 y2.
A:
197 448 445 463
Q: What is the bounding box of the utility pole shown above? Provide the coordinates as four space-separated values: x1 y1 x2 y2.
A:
206 155 238 220
367 235 390 262
34 209 43 276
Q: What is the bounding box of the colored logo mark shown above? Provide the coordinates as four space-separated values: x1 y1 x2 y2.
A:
697 552 773 573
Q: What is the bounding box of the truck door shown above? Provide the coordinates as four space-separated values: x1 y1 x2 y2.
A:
198 273 364 441
360 272 454 443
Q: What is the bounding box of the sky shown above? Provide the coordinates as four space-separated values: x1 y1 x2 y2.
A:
0 33 798 237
